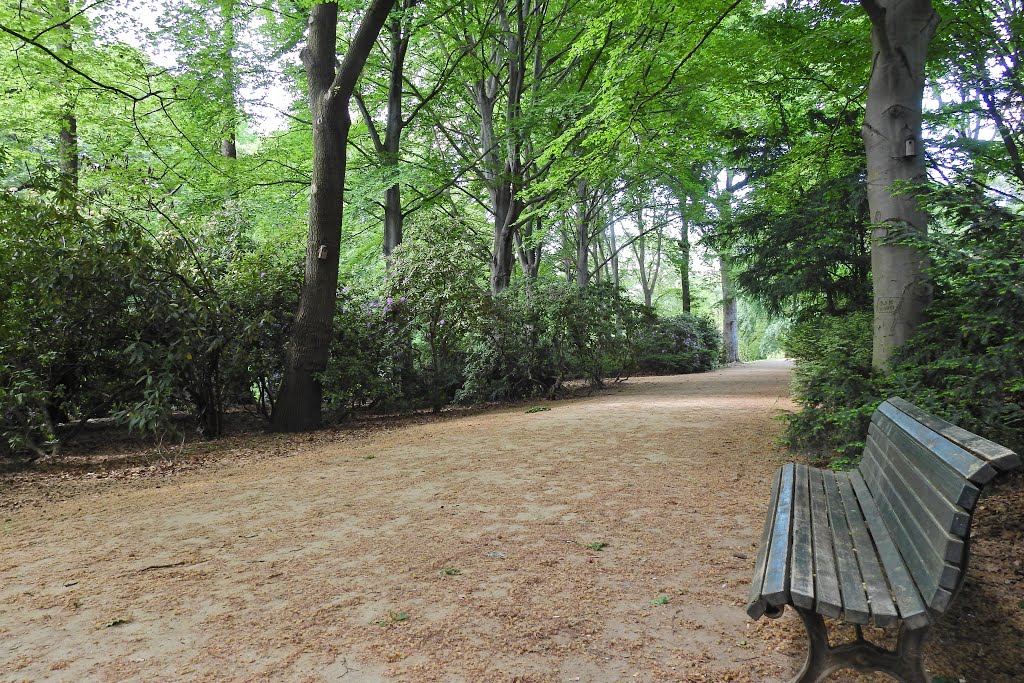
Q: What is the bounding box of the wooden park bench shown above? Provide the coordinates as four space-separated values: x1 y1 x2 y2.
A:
746 397 1020 682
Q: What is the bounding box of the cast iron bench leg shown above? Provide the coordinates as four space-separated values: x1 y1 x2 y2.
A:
791 608 932 683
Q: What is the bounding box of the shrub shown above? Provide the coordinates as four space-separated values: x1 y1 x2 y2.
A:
458 280 646 402
0 186 166 456
782 311 882 467
381 233 488 412
0 184 302 457
782 185 1024 467
885 186 1024 453
634 313 720 374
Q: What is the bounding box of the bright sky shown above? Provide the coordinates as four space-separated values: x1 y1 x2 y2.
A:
96 0 293 133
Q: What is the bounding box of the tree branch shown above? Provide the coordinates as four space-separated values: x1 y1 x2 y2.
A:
0 23 160 103
330 0 398 104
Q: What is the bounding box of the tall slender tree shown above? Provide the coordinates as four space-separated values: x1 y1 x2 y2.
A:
55 0 78 199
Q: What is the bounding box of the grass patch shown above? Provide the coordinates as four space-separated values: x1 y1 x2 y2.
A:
375 610 409 627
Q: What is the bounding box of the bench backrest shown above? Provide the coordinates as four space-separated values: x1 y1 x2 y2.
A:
858 397 1020 614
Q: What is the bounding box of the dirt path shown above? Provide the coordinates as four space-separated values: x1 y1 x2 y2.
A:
1 361 1020 682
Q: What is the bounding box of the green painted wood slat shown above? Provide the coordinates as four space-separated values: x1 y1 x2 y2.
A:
861 456 959 609
763 463 796 607
808 468 843 618
871 414 981 511
835 472 899 628
849 472 931 630
822 471 871 624
864 429 971 538
790 464 815 610
746 467 784 620
878 401 997 485
865 434 967 565
888 397 1021 471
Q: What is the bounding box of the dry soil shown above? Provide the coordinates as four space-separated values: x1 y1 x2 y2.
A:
1 360 1022 682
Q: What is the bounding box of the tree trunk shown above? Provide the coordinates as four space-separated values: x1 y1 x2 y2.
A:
273 0 395 432
678 196 691 313
383 10 409 259
219 1 238 167
515 216 542 278
608 204 619 289
631 208 663 309
575 180 591 286
56 0 77 198
473 0 530 295
720 254 739 363
491 205 519 294
859 0 938 368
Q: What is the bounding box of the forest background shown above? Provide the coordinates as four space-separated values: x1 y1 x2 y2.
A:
1 0 1022 468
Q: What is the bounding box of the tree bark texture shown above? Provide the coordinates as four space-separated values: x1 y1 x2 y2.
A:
383 8 409 258
608 225 620 289
631 211 662 309
860 0 938 368
575 180 593 286
56 0 77 197
218 0 239 160
273 0 396 432
678 196 691 313
721 254 739 363
474 0 534 295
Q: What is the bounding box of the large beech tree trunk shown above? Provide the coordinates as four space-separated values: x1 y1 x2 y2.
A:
273 0 395 432
860 0 938 368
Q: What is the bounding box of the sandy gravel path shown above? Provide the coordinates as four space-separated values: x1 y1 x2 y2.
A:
2 360 1020 682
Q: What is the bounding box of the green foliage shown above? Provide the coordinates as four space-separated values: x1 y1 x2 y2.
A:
374 610 409 627
784 187 1024 466
782 311 881 466
716 172 872 317
884 186 1024 453
458 281 646 403
384 227 489 412
318 284 405 418
633 313 720 374
738 300 790 361
0 175 302 457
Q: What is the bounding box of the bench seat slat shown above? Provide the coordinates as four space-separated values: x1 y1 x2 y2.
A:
822 470 871 624
865 430 971 538
747 398 1018 634
790 464 815 610
877 401 997 485
746 467 784 620
835 472 899 628
808 467 843 618
849 472 931 630
888 397 1021 471
763 463 796 607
